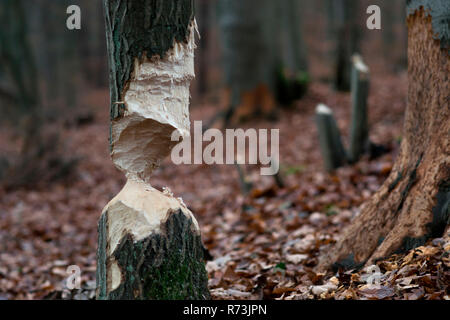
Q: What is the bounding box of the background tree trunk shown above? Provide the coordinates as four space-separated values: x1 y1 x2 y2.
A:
0 0 39 114
280 0 308 75
217 0 308 123
326 0 360 92
195 0 210 97
315 104 347 171
348 54 370 163
97 0 210 300
217 0 278 121
318 1 449 271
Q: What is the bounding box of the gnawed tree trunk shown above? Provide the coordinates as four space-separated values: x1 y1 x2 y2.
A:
318 2 449 271
96 0 210 300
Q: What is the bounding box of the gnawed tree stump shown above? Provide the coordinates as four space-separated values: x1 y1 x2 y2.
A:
318 2 449 271
315 104 347 171
96 0 209 300
316 55 371 171
96 181 209 299
348 54 370 163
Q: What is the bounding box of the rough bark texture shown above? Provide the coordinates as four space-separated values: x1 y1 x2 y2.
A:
97 0 209 300
318 6 449 271
407 0 450 50
97 208 209 300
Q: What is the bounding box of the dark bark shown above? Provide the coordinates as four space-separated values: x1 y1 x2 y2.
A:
278 0 308 76
195 0 210 96
215 0 308 124
326 0 360 91
315 104 347 171
217 0 277 106
97 209 210 300
103 0 194 123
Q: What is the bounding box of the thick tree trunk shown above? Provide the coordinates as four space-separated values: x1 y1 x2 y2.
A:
318 3 449 271
97 0 210 300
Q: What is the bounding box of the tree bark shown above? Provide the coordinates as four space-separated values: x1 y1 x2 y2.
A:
348 54 370 163
318 2 449 271
281 0 308 74
97 0 210 300
195 0 210 96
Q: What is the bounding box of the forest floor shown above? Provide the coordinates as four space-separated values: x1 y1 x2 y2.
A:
0 71 449 300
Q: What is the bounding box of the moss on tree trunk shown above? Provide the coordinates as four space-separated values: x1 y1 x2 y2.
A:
97 209 210 300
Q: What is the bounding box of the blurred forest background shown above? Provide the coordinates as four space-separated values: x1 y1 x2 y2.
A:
0 0 407 189
1 0 431 300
